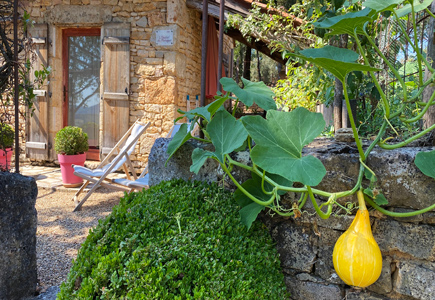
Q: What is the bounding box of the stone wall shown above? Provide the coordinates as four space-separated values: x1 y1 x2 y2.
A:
13 0 232 169
0 172 38 300
148 137 435 300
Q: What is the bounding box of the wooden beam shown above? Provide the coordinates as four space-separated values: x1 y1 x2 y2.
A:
225 27 287 65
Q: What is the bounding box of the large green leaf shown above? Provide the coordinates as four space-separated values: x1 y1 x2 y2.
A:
363 0 403 12
176 95 228 123
293 46 381 82
396 0 433 18
314 8 373 36
239 202 265 230
220 77 277 111
241 108 327 186
415 150 435 179
234 178 269 229
166 123 195 164
190 148 217 174
207 110 248 163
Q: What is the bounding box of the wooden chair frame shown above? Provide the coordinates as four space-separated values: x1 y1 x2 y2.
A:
72 121 150 211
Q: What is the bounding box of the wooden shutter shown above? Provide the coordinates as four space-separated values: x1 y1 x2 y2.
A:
26 24 49 160
101 23 131 155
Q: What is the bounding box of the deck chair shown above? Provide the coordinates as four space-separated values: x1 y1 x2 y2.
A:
72 121 150 211
111 121 198 190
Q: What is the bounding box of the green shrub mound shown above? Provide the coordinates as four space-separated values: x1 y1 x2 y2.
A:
58 180 288 299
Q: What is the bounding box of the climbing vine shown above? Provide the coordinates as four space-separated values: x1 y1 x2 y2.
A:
168 0 435 230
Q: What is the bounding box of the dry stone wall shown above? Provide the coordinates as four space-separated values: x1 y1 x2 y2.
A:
149 137 435 300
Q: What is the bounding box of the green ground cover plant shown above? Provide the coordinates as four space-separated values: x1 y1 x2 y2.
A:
57 180 288 299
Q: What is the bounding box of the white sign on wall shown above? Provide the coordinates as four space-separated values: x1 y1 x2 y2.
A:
156 30 174 46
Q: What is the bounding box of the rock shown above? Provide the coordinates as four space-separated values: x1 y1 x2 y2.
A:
335 128 355 143
373 219 435 261
285 276 343 300
393 261 435 300
148 138 219 186
0 172 38 300
368 256 393 295
271 223 317 272
345 290 391 300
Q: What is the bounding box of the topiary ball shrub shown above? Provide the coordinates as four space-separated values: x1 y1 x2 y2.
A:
54 126 88 155
58 180 288 299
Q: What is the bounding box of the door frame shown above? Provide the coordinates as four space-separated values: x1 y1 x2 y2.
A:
62 27 101 160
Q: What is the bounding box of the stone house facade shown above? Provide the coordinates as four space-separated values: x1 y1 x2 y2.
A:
19 0 233 170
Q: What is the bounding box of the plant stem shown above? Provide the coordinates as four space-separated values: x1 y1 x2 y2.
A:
220 160 276 206
364 194 435 217
307 186 332 219
379 123 435 149
343 84 366 160
401 90 435 123
356 33 390 117
357 190 367 211
410 2 423 86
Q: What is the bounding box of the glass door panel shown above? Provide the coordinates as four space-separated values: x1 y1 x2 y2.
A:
64 29 101 151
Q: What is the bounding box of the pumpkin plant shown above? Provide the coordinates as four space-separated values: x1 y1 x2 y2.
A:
167 0 435 288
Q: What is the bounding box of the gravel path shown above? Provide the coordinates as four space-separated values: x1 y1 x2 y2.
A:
35 187 124 294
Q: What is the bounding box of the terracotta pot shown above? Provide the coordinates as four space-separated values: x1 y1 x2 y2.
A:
0 148 13 171
58 153 86 188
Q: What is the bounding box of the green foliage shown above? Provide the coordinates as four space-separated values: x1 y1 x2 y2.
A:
54 126 89 155
168 0 435 227
273 62 334 111
169 77 330 228
57 180 289 299
0 123 14 149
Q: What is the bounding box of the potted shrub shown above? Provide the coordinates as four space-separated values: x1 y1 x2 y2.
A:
54 126 89 187
0 123 14 171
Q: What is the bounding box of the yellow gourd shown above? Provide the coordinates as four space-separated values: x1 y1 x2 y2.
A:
332 190 382 287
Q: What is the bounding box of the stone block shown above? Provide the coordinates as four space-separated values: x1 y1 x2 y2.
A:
373 219 435 260
307 143 435 210
272 222 317 272
285 276 342 300
43 4 112 24
0 173 38 300
167 0 188 25
393 261 435 300
144 77 177 105
148 12 166 27
148 138 220 186
345 290 390 300
368 256 393 295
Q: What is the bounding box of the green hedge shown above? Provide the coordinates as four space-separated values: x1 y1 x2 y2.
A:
58 180 288 299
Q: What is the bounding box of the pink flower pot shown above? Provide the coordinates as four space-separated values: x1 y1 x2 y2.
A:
0 148 13 171
58 153 86 188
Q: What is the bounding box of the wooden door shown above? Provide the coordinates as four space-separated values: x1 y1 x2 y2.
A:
100 22 131 156
26 24 49 160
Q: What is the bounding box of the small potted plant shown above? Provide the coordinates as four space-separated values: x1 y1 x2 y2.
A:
0 123 14 171
54 126 89 187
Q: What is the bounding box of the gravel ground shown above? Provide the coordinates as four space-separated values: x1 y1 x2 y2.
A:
35 187 124 294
